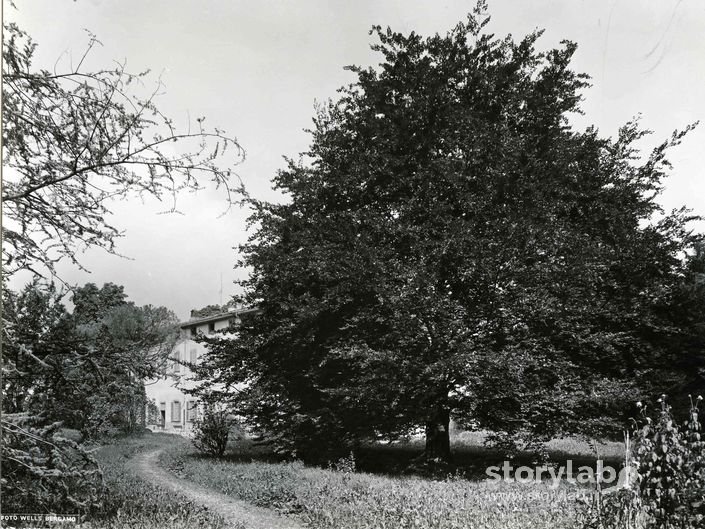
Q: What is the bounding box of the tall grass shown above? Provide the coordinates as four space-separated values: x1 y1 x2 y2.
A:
75 430 626 528
161 439 590 529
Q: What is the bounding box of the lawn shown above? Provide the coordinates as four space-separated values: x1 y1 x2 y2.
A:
159 435 610 529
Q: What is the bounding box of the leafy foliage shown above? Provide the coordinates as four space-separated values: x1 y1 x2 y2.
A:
582 396 705 529
191 407 235 457
2 281 178 439
633 397 705 528
1 280 74 416
0 416 103 514
1 281 178 513
190 304 230 319
1 22 244 277
194 5 703 462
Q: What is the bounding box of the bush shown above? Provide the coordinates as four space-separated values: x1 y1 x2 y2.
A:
328 451 357 474
1 415 103 514
635 396 705 528
191 408 234 457
582 395 705 528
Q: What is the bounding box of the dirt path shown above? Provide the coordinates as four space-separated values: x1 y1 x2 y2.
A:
132 448 305 529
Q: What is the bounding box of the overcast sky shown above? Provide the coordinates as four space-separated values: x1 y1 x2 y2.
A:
7 0 705 320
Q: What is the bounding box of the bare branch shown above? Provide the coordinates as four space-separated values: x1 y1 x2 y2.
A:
2 22 246 278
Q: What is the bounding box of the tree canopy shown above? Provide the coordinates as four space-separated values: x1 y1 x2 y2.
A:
2 281 179 438
193 8 704 462
1 280 178 511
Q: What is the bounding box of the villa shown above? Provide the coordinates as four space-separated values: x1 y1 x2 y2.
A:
144 304 257 435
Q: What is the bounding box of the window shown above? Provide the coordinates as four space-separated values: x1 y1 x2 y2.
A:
208 321 215 334
171 401 182 423
186 401 198 422
190 327 198 338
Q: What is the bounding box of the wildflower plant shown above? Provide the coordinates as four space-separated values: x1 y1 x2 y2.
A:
582 395 705 528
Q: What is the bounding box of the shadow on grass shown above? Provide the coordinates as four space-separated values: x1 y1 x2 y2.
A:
355 442 623 479
200 434 624 482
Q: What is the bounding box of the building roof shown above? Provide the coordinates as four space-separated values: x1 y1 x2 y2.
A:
179 307 259 329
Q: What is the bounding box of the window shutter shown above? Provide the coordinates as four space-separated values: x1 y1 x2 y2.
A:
187 401 198 421
171 401 182 422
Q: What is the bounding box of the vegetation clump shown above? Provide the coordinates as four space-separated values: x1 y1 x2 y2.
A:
0 417 102 514
1 281 178 513
192 407 236 457
582 396 705 528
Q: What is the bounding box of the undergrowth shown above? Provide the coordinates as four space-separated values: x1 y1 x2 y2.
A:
581 396 705 529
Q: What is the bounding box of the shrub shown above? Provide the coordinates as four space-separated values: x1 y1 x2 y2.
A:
581 395 705 528
328 451 357 474
1 415 103 514
191 408 234 457
635 396 705 528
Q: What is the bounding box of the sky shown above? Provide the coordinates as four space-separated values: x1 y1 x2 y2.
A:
6 0 705 320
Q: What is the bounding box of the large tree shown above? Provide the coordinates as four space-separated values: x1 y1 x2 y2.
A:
195 7 703 462
1 280 178 511
2 281 178 438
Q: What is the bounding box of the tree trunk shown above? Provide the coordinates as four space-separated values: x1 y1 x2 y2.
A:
424 405 451 462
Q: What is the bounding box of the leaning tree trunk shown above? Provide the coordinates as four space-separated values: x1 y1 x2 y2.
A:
424 405 451 462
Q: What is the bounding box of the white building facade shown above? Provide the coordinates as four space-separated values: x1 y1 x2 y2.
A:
144 306 256 435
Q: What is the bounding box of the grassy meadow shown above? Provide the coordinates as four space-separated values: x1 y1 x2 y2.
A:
158 433 621 529
353 430 623 478
75 429 625 528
